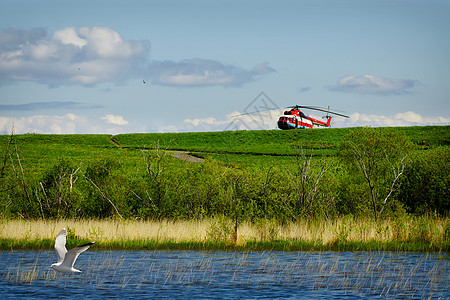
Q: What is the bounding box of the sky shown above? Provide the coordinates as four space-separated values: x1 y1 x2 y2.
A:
0 0 449 134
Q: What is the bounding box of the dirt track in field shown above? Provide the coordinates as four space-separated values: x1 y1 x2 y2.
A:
168 151 204 163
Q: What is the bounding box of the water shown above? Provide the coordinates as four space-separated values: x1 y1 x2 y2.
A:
0 250 448 299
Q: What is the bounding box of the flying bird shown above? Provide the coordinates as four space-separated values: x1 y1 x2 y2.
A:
50 227 96 273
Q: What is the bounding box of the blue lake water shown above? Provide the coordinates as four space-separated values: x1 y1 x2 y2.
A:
0 250 448 299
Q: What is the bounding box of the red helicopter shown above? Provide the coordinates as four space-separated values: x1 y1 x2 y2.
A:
277 105 349 129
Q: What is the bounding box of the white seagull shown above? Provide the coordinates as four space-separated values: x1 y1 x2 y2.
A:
50 228 96 273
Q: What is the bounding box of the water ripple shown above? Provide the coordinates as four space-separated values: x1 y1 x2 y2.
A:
1 250 448 299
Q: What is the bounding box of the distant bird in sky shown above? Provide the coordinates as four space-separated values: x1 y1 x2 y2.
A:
50 228 96 273
143 80 146 84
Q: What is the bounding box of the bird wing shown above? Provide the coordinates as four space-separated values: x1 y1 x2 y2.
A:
54 228 68 264
61 242 96 269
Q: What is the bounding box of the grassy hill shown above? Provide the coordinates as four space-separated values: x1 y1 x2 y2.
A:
114 126 448 155
1 126 448 173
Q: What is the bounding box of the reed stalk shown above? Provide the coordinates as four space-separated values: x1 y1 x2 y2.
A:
1 216 448 251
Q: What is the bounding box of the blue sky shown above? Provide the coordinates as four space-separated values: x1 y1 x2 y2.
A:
1 0 449 134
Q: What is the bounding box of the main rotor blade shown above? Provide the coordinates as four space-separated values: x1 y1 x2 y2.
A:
230 108 282 118
289 105 349 118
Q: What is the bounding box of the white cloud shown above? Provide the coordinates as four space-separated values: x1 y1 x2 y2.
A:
1 111 448 135
184 117 216 127
178 109 283 132
332 111 450 127
0 113 131 134
0 27 275 88
101 114 129 125
0 27 150 87
79 26 143 59
327 75 419 95
178 110 449 132
158 71 234 86
54 27 87 48
148 59 275 87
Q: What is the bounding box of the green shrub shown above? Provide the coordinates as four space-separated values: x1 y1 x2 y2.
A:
397 147 449 215
339 127 412 219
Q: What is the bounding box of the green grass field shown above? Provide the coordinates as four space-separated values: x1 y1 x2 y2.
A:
2 126 447 173
113 125 448 155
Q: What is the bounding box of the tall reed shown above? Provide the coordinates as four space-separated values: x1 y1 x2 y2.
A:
1 216 448 251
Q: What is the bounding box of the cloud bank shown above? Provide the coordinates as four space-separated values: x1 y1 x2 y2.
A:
101 114 129 125
0 27 150 86
176 111 450 132
327 75 419 95
0 113 131 135
148 60 275 87
1 110 448 135
0 27 274 88
332 111 450 128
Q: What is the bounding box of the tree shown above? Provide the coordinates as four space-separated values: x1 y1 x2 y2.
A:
339 127 412 219
40 159 81 218
397 147 449 215
285 146 330 219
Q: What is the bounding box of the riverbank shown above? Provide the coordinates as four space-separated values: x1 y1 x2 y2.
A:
1 217 448 252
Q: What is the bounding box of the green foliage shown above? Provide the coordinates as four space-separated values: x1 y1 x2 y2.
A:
254 218 279 241
206 215 235 242
39 158 82 218
88 226 104 240
66 227 76 239
444 221 450 242
285 147 339 219
339 127 413 219
397 147 449 215
409 216 433 243
0 126 448 221
83 158 133 219
337 173 370 216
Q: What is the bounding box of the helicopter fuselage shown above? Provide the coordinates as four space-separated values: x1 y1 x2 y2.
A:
277 109 331 129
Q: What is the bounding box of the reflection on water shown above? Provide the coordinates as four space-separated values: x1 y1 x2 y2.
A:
1 250 448 299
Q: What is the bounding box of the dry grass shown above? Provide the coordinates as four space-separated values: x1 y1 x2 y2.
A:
1 216 448 245
0 219 210 242
275 217 448 244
